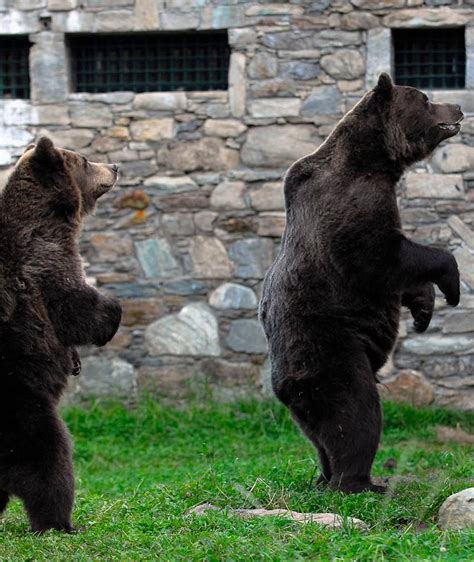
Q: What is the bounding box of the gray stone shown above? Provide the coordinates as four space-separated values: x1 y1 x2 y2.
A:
0 126 33 148
401 335 474 355
248 98 301 119
162 213 195 236
431 144 474 174
48 0 77 10
30 33 68 103
0 11 40 33
203 119 247 138
241 125 319 168
301 86 342 116
405 173 465 200
438 488 474 530
95 10 134 32
454 247 474 290
31 105 70 126
341 12 379 30
144 175 197 193
248 52 278 80
250 182 284 211
158 138 239 172
229 238 274 279
352 0 404 8
228 27 257 49
210 181 247 210
320 50 365 80
130 119 175 141
229 52 246 118
383 8 471 28
443 311 474 334
133 92 187 111
447 216 474 250
145 302 220 356
365 28 391 88
201 4 245 29
262 31 314 51
1 99 32 126
70 103 113 128
42 128 95 150
189 236 233 279
313 31 362 49
209 283 257 310
280 61 320 81
226 319 267 354
68 356 136 401
378 370 434 407
135 238 180 279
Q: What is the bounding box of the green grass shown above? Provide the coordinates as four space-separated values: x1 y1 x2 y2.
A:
0 398 473 561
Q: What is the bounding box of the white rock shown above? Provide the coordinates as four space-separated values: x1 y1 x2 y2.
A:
405 172 465 200
209 283 257 310
210 181 247 209
438 488 474 530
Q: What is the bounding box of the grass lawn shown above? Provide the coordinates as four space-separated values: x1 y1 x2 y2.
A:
0 398 473 561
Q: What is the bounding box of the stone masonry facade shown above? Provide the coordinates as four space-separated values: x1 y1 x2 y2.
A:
0 0 473 409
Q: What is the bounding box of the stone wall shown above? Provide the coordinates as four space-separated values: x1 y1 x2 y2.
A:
0 0 473 410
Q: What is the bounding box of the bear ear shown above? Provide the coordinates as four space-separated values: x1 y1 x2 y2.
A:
373 73 394 101
32 136 63 167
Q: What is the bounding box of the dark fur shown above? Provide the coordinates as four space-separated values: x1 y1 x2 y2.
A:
0 138 122 532
260 74 462 494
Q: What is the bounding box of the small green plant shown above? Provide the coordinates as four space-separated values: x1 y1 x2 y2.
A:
0 398 473 560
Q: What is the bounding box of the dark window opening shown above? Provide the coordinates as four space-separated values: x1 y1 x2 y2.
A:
393 28 465 89
68 32 230 93
0 36 31 99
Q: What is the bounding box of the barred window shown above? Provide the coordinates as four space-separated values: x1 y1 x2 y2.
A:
393 28 465 89
0 36 31 99
68 32 230 93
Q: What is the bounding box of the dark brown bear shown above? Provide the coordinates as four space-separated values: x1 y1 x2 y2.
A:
0 137 122 532
260 74 462 494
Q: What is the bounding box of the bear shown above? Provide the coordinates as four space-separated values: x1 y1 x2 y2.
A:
259 74 462 494
0 137 122 532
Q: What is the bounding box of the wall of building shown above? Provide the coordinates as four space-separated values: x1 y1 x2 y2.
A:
0 0 473 409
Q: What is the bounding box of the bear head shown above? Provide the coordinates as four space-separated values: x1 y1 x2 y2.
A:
347 73 463 170
6 137 119 225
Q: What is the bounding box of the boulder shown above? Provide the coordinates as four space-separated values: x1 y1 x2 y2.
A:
209 283 257 310
438 488 474 530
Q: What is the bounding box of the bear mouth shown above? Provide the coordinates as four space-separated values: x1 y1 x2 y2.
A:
438 118 463 134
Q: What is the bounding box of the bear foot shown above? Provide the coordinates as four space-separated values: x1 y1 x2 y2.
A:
328 478 387 494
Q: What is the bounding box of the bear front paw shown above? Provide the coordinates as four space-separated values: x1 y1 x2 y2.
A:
437 255 460 307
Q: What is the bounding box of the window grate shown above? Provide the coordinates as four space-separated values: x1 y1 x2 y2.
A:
68 32 230 93
393 28 465 89
0 36 31 99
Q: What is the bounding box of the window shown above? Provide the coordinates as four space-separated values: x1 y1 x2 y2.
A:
68 32 230 94
393 28 465 89
0 36 30 99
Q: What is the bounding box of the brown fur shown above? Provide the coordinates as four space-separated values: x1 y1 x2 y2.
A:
0 137 122 532
260 74 462 494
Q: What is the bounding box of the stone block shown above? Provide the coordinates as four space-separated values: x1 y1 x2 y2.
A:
160 10 199 29
203 119 247 138
431 144 474 174
228 27 257 49
162 212 195 236
201 4 245 29
130 119 175 141
301 86 342 116
133 92 187 111
158 138 239 172
443 311 474 334
401 335 474 355
145 302 220 356
189 236 233 279
405 173 465 200
95 10 134 32
229 238 274 279
30 33 68 103
383 8 471 28
31 105 70 126
248 52 277 80
229 52 246 118
135 238 180 278
70 103 113 128
250 182 284 211
340 12 379 30
1 99 32 126
241 125 320 168
0 126 34 148
48 0 77 9
226 319 267 354
352 0 404 7
90 232 133 262
279 61 320 81
248 98 301 118
378 370 434 407
447 216 474 250
320 49 365 80
144 175 197 193
365 28 391 88
210 181 247 210
39 128 95 150
209 283 257 310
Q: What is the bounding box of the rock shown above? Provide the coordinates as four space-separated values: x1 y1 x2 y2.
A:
241 125 319 168
144 175 197 193
383 8 471 28
95 10 135 32
250 182 284 211
189 236 233 279
229 52 246 118
248 98 301 118
443 311 474 334
454 247 474 290
121 298 164 326
301 86 342 116
0 126 34 148
320 50 365 79
229 238 274 279
48 0 77 9
67 356 136 402
279 61 320 81
158 138 239 171
352 0 404 8
194 210 218 232
447 216 474 250
90 232 133 262
201 4 245 29
30 33 68 103
203 119 247 138
378 370 434 407
248 52 277 79
226 319 267 354
186 503 367 530
341 12 379 30
70 103 113 128
209 283 257 310
436 426 474 445
145 302 220 356
43 128 95 150
160 10 199 29
135 238 180 278
228 27 257 49
365 28 391 88
130 119 175 141
162 212 195 236
210 181 247 210
133 92 187 111
257 213 286 237
202 358 259 386
438 488 474 530
431 144 474 174
401 335 474 355
405 173 465 199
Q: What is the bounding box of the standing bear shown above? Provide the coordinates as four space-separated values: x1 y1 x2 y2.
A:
0 137 122 532
260 74 462 493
